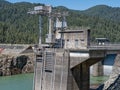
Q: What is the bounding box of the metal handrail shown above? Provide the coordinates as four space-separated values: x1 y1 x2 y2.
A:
89 43 120 50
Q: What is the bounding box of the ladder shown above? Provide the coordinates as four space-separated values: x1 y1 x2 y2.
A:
43 50 54 90
33 49 43 90
33 49 55 90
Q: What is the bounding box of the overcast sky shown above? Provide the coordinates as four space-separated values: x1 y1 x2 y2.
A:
7 0 120 10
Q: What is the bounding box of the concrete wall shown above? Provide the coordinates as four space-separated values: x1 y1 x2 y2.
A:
34 48 92 90
34 49 70 90
92 61 103 76
34 48 120 90
63 29 90 49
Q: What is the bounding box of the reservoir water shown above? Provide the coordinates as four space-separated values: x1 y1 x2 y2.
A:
0 73 33 90
0 73 109 90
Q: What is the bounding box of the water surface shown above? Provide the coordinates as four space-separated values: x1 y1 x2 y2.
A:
0 73 109 90
0 73 33 90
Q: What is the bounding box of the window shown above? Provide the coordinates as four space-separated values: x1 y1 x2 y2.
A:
66 39 69 48
67 39 69 42
75 39 78 47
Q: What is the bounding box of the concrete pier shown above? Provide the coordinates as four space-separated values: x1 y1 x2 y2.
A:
92 61 104 76
33 48 110 90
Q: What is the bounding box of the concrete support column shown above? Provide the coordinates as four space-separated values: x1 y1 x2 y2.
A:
71 62 90 90
79 63 90 90
92 61 103 76
71 65 81 90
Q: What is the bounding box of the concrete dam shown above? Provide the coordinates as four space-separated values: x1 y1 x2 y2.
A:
27 5 120 90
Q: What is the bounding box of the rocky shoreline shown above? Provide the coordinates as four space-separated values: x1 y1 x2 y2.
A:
103 54 120 90
0 54 34 76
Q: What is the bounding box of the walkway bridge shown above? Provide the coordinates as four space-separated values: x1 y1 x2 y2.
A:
33 43 120 90
89 43 120 66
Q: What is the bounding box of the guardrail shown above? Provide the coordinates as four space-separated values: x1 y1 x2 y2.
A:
89 43 120 50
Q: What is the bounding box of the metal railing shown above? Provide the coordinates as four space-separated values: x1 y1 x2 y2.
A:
89 43 120 50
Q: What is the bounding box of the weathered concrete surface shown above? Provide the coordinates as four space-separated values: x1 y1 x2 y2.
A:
0 54 34 76
103 54 120 90
34 47 120 90
33 47 120 90
69 57 104 90
92 61 103 76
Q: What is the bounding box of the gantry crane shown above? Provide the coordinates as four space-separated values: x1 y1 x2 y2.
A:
27 5 68 48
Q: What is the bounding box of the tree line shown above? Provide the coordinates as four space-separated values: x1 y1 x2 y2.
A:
0 0 120 44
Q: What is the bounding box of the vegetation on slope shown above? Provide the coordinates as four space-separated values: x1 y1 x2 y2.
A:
0 0 120 44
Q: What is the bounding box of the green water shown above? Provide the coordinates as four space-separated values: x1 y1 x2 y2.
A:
0 73 33 90
0 73 108 90
90 75 109 85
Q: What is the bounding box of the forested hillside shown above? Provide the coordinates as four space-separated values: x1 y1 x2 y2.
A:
0 0 120 44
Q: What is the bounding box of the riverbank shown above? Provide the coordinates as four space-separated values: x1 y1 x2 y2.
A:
90 75 109 89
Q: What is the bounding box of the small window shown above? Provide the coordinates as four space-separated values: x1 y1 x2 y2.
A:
66 39 69 44
75 39 78 47
67 39 69 41
66 39 69 47
80 39 84 41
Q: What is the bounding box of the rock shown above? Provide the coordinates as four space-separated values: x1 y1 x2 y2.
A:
103 54 120 90
0 54 34 76
106 74 120 90
0 70 3 76
22 56 34 73
11 68 21 75
22 63 34 73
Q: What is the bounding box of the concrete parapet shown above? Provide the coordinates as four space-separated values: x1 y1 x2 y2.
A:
89 50 106 58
